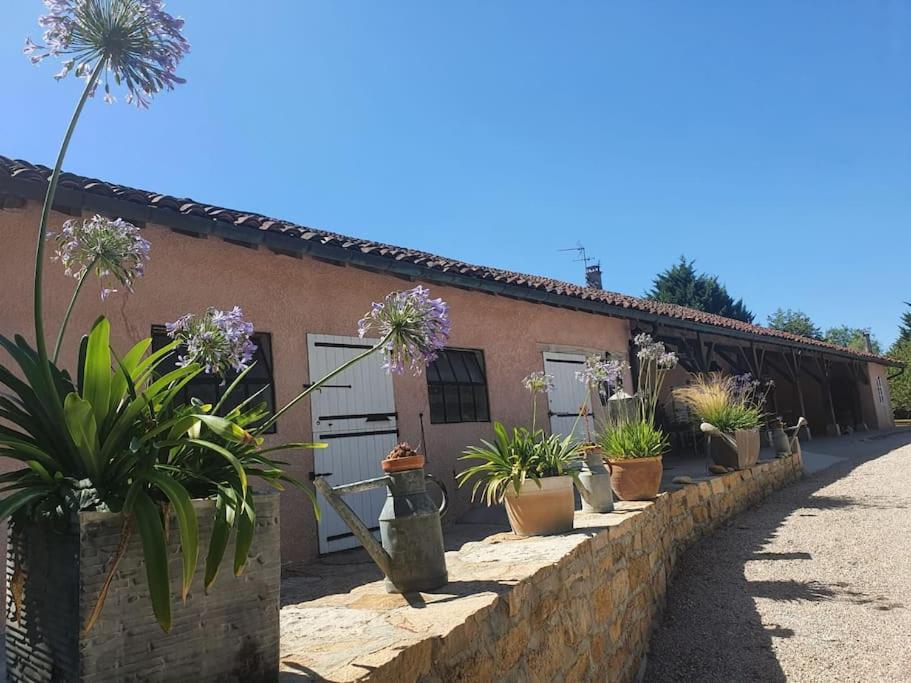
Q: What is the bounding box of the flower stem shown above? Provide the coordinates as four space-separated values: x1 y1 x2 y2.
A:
33 60 104 376
52 257 98 364
256 331 394 434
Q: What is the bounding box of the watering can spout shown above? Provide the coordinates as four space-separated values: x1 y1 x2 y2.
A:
312 476 394 577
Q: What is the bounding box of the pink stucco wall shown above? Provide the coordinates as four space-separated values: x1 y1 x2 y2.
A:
0 204 631 563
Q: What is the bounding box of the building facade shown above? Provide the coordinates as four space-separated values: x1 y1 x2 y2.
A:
0 156 900 563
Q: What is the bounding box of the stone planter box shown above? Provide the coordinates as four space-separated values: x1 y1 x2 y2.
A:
5 494 280 682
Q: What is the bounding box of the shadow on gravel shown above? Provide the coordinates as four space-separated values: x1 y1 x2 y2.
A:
644 430 911 683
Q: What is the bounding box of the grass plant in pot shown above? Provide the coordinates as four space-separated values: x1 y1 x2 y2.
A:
673 373 767 470
457 374 580 536
4 5 452 678
599 335 677 501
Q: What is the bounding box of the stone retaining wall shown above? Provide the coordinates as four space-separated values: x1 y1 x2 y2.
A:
280 452 803 682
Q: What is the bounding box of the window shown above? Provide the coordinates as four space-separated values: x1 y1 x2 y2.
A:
876 375 885 405
151 327 277 433
427 349 490 424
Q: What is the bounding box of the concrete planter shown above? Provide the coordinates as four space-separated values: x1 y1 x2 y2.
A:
708 428 760 470
503 476 574 536
5 494 280 682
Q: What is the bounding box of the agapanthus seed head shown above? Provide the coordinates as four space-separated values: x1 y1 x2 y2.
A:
166 306 256 378
50 214 150 299
523 371 555 395
357 286 451 375
26 0 190 108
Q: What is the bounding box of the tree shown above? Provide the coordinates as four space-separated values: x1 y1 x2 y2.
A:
647 257 754 323
898 302 911 344
824 326 882 355
888 339 911 418
767 308 822 339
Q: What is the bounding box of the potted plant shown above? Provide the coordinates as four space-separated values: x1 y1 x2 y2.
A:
5 5 452 678
673 373 766 470
573 356 626 513
457 374 580 536
599 334 678 500
381 442 426 473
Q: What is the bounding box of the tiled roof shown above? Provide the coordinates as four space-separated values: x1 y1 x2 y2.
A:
0 155 898 366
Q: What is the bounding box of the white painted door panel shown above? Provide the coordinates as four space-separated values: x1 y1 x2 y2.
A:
544 352 594 440
308 334 398 553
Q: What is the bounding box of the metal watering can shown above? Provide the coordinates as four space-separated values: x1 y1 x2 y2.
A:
313 468 449 593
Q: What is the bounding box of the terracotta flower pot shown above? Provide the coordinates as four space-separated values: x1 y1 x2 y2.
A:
503 475 575 536
707 428 760 470
606 456 663 501
381 453 426 473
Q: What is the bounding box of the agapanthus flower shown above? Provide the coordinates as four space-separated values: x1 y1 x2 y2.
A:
25 0 190 108
575 355 626 389
50 214 150 299
731 373 761 400
166 306 256 378
357 286 451 375
657 351 678 370
523 371 555 395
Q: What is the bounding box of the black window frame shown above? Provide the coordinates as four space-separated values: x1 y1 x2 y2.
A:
426 348 491 424
150 326 278 434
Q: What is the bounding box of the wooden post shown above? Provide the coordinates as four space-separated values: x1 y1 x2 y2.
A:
786 351 812 441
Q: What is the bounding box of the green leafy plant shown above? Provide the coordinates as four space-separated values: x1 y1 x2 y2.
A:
596 334 677 459
673 373 765 433
598 420 669 460
456 423 579 505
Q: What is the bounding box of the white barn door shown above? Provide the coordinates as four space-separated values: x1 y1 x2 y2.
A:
543 351 594 440
308 334 398 553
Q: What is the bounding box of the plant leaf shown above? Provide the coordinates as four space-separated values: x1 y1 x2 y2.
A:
233 490 255 576
82 317 112 429
204 493 231 591
0 488 49 521
145 471 198 601
132 492 172 632
63 392 99 479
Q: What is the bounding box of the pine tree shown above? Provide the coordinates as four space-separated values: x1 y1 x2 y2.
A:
898 302 911 343
647 256 754 323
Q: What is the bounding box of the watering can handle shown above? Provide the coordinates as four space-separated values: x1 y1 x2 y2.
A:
425 474 449 518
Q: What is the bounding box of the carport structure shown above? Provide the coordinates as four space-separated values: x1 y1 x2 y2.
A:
632 321 901 439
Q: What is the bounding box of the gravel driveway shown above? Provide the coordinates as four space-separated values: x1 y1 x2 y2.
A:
645 431 911 683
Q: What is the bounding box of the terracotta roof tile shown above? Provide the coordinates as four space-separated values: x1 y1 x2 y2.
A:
0 154 897 365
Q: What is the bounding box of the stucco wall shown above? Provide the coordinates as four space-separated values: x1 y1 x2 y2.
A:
0 203 630 563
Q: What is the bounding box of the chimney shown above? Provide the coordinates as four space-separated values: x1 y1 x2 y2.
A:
585 262 603 289
862 331 873 353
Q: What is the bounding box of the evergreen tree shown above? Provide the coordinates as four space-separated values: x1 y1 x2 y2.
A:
767 308 822 339
824 326 882 354
898 302 911 343
647 256 754 323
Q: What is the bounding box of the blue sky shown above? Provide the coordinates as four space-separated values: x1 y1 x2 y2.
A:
2 2 909 346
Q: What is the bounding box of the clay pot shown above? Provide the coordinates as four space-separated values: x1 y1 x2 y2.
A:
381 453 426 473
503 475 575 536
606 456 663 501
707 428 760 470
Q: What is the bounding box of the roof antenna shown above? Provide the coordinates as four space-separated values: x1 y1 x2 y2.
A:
559 243 602 289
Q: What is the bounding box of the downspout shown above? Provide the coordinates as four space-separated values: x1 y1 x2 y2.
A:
888 366 905 381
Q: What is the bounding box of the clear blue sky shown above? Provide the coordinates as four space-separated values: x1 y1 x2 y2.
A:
2 2 909 346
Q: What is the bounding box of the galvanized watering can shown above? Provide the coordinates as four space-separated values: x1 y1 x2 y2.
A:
313 468 449 593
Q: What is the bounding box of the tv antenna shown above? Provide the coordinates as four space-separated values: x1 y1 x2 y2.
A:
559 243 603 289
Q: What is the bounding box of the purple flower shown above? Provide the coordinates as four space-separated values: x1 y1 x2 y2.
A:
25 0 190 108
575 355 626 390
166 306 256 378
357 286 451 375
50 214 150 299
523 371 555 395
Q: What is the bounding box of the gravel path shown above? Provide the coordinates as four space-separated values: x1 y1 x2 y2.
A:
645 432 911 683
